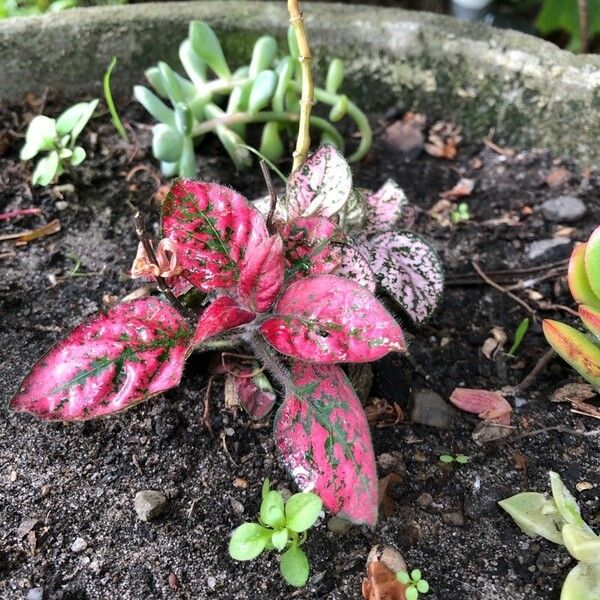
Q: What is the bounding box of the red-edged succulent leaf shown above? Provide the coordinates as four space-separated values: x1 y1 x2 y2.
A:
364 179 413 234
449 388 512 425
568 244 600 311
286 145 352 219
260 275 405 363
584 226 600 299
281 217 339 277
193 296 255 345
11 298 192 421
275 362 378 525
238 235 284 312
368 230 444 325
161 180 268 292
332 244 377 293
579 305 600 341
543 319 600 388
233 370 277 419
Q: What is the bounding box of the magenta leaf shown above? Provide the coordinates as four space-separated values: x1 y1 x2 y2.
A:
275 362 378 525
364 179 414 234
11 298 192 421
286 145 352 219
281 217 339 277
238 235 284 312
193 296 255 345
367 230 444 325
260 275 405 363
161 180 268 292
233 370 277 419
332 244 377 293
449 388 512 425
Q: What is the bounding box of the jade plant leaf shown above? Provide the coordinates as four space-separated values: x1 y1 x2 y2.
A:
364 179 410 235
585 226 600 299
332 244 377 293
562 523 600 563
579 305 600 341
568 244 600 311
367 231 444 325
498 492 565 545
281 217 339 277
549 471 594 534
193 296 255 345
449 388 512 425
260 275 405 363
162 180 268 292
238 235 284 313
286 145 352 219
274 362 378 525
10 298 192 421
560 563 600 600
543 320 600 388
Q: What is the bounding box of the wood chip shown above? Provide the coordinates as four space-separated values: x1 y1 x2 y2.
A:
4 219 61 245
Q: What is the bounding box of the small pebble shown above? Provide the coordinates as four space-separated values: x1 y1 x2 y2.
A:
230 498 244 515
224 427 235 437
411 388 457 429
207 576 217 589
417 493 433 509
55 200 69 211
71 537 88 553
26 588 43 600
442 511 465 527
327 515 352 535
527 237 571 261
134 490 168 522
541 195 586 222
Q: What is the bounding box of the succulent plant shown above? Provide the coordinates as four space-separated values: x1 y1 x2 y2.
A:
134 21 372 178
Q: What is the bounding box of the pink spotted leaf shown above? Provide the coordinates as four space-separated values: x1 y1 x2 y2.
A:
364 179 414 234
332 243 377 293
232 369 277 419
449 388 512 425
286 145 352 219
193 296 255 345
281 217 340 278
368 230 444 325
10 297 192 421
275 362 378 525
161 180 268 292
238 235 284 312
260 275 405 363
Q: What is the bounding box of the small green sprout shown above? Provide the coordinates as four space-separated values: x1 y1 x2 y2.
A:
396 569 430 600
507 318 530 357
103 57 128 141
450 202 470 224
229 479 322 587
439 454 470 464
20 99 98 185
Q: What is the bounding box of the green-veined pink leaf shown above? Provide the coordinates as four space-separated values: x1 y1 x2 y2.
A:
367 230 444 325
543 319 600 388
161 180 268 292
364 179 414 234
275 362 378 525
10 298 192 420
584 226 600 299
568 244 600 311
193 296 255 345
232 369 276 420
260 275 405 363
286 145 352 219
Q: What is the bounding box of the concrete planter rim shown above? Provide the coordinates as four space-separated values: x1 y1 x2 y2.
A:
0 1 598 165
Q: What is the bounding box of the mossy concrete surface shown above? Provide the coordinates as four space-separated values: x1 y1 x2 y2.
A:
0 1 598 164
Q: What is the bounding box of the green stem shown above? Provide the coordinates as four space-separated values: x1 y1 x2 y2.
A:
248 333 291 392
289 82 372 162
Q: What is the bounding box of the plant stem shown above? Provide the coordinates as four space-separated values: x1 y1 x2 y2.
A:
578 0 589 53
287 0 314 171
248 333 291 392
260 160 278 231
133 211 196 326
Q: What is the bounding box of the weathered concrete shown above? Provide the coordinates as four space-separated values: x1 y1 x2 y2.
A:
0 2 599 164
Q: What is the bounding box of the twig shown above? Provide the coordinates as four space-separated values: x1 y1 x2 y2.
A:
471 260 537 317
202 376 215 435
0 208 41 221
260 160 278 231
133 211 196 325
288 0 315 170
514 348 555 394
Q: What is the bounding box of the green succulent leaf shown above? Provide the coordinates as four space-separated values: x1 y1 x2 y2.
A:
439 454 454 463
32 151 60 186
568 244 600 311
70 146 86 166
416 579 430 593
260 490 286 529
560 563 600 600
585 227 600 299
189 20 231 79
280 545 310 587
229 522 271 561
249 35 278 77
179 39 208 88
396 571 411 585
262 478 271 500
178 138 197 178
405 586 418 600
549 472 594 534
326 58 345 94
411 569 422 581
174 103 194 137
271 528 289 551
285 493 322 533
562 523 600 563
134 86 176 128
152 124 184 163
329 95 348 123
259 122 284 163
498 491 565 544
21 115 57 160
56 100 97 140
248 70 278 113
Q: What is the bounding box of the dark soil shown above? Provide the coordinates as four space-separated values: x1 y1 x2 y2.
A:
1 93 599 600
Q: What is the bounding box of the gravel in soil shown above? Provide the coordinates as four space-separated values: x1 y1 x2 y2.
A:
1 95 599 600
